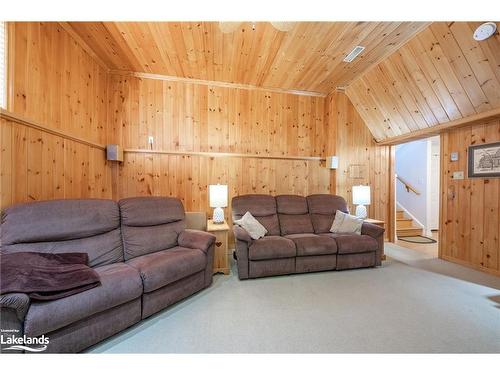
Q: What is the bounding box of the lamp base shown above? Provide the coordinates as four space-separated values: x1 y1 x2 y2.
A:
355 205 367 219
212 207 225 223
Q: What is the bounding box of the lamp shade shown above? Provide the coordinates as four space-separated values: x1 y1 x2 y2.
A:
209 184 228 208
352 185 371 205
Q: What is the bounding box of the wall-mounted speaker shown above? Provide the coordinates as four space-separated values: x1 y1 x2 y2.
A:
326 156 339 169
106 144 124 162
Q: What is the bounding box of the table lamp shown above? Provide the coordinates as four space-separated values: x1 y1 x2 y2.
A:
352 185 370 219
209 184 228 224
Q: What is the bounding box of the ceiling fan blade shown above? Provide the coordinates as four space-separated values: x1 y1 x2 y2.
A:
270 22 295 32
218 22 243 33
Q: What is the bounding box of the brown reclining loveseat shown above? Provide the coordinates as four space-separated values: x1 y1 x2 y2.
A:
0 197 215 353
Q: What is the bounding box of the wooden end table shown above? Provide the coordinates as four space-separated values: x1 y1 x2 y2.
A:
207 220 230 275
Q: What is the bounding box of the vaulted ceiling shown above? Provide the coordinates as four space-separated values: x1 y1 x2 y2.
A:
67 21 429 94
346 22 500 142
66 21 500 143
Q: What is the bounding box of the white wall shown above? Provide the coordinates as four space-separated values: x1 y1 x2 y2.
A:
427 136 440 231
396 139 428 229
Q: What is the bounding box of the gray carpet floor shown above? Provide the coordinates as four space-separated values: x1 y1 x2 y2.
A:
88 243 500 353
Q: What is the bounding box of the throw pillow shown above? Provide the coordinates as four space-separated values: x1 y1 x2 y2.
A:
234 212 267 240
330 210 363 235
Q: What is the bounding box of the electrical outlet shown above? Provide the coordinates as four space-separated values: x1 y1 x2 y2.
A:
148 136 154 145
452 171 464 180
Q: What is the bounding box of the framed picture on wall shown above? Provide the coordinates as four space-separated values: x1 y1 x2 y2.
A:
468 141 500 178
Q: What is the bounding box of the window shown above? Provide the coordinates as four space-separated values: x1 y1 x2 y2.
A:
0 22 6 109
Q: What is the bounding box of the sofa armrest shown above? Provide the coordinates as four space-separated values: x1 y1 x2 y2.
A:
1 293 30 322
233 225 252 280
178 229 216 253
361 222 385 238
1 293 30 352
362 222 385 267
233 225 253 244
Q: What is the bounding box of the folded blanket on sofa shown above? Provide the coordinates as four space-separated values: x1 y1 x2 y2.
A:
0 252 101 301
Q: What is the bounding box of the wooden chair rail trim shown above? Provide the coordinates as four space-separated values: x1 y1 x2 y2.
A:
396 174 420 195
0 111 326 161
124 148 326 162
375 107 500 146
110 70 327 98
0 109 106 151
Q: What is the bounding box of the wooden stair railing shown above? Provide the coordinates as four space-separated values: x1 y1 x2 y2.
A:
395 174 421 195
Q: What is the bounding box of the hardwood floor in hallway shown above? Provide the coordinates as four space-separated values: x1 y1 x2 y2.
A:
395 231 438 258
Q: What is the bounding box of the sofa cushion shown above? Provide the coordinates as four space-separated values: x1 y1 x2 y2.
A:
306 194 349 215
119 196 185 227
276 195 314 235
232 194 277 217
126 247 206 293
232 195 280 236
121 223 184 260
307 194 349 234
276 195 309 214
24 263 143 337
248 236 296 260
321 233 378 254
1 199 120 244
1 199 123 267
1 230 124 268
119 197 187 260
285 234 337 256
278 214 314 235
309 214 334 234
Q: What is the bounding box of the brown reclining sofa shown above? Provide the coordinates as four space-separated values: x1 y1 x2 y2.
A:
0 197 215 353
232 194 384 279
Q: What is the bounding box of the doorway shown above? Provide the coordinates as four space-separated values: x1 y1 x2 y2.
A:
393 136 440 257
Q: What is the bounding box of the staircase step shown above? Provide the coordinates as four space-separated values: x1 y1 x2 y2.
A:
396 210 405 219
396 218 414 228
397 227 423 237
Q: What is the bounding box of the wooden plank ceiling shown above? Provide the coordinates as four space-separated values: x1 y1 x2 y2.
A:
67 21 428 94
346 22 500 142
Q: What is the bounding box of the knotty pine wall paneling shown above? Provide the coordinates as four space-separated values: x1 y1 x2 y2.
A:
325 91 394 239
440 119 500 276
1 118 112 210
1 22 111 210
106 74 326 155
114 152 329 210
106 73 331 230
10 22 109 144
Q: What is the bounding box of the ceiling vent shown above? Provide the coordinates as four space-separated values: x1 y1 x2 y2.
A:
343 46 365 63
